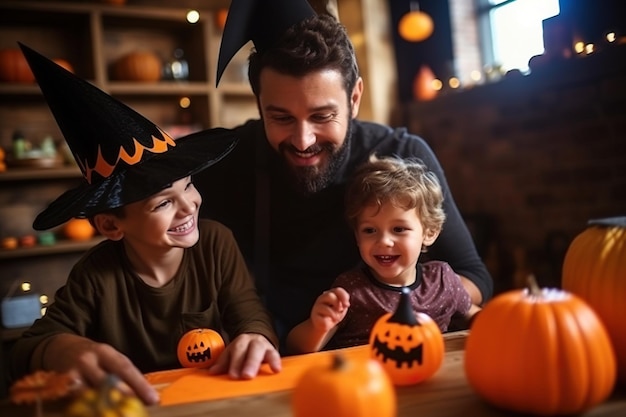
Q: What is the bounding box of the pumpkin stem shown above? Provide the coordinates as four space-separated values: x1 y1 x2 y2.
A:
526 274 542 297
389 287 418 325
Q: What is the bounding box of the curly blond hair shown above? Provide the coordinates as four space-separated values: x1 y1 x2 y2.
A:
345 155 445 234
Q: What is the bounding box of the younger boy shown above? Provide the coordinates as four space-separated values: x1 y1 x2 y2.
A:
9 44 280 404
287 156 481 353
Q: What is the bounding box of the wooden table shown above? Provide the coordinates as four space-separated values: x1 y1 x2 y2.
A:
2 330 625 416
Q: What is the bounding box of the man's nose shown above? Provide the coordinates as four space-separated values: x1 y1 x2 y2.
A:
290 121 316 151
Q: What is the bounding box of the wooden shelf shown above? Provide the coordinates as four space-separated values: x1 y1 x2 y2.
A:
0 237 105 260
0 167 82 182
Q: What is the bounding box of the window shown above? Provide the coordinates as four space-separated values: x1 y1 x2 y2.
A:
478 0 560 73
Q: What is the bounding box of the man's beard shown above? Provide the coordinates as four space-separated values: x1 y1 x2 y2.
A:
279 121 352 196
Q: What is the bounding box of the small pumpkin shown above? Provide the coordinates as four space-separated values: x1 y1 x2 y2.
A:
562 217 626 383
292 354 396 417
177 328 225 368
0 48 35 83
63 218 96 241
65 374 147 417
369 286 444 385
112 51 161 82
465 276 616 415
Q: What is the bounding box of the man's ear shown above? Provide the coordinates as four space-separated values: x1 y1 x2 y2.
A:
350 76 364 119
92 213 124 241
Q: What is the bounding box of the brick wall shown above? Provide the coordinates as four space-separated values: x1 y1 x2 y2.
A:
394 45 626 293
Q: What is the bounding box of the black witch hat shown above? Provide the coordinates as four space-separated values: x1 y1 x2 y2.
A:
19 43 238 230
216 0 316 86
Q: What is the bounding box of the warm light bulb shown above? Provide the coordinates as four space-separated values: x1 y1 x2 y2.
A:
179 97 191 109
449 77 460 89
186 10 200 24
606 32 616 43
585 43 594 54
21 282 31 292
40 294 49 304
432 79 443 91
574 41 585 54
470 70 482 82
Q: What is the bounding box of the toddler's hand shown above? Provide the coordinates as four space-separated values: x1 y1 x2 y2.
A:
310 287 350 331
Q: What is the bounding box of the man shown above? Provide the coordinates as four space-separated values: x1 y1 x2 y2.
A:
193 0 492 346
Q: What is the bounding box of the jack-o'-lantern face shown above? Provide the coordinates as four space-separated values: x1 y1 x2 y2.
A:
371 319 424 368
369 287 444 385
177 328 225 368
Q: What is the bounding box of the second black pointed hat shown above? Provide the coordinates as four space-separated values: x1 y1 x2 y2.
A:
216 0 316 86
19 43 238 230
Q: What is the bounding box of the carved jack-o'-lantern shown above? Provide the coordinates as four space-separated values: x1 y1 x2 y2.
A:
177 328 225 369
369 287 444 385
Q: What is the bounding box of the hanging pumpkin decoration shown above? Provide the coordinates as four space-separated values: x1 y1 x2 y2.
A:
562 217 626 383
215 8 228 31
398 2 434 42
0 48 35 83
65 374 147 417
413 65 438 101
177 328 225 368
465 275 616 415
369 287 444 386
292 353 396 417
53 58 74 74
112 51 162 82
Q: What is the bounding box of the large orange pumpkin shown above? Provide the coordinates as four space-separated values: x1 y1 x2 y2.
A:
292 354 396 417
562 217 626 383
0 48 35 83
177 328 225 369
369 287 444 385
465 276 616 415
112 51 161 82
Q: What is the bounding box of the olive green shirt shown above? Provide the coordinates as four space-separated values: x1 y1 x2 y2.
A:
9 219 277 381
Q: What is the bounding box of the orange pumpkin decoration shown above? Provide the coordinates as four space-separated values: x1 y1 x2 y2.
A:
63 218 96 241
465 276 617 415
177 328 225 369
413 65 438 101
398 10 434 42
112 51 161 82
369 287 444 385
53 58 74 74
0 48 35 83
215 8 228 30
292 354 396 417
562 217 626 383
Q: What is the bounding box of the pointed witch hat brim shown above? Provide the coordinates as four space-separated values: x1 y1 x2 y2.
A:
19 43 238 230
216 0 316 86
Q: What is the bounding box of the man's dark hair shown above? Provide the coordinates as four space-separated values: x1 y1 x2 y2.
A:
248 14 360 99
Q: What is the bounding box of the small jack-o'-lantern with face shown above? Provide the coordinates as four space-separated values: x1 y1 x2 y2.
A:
369 287 444 385
177 328 225 368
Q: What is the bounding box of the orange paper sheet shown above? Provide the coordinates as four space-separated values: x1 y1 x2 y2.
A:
146 344 370 406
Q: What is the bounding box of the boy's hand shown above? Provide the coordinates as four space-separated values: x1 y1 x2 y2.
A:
208 333 281 379
38 334 159 405
310 287 350 331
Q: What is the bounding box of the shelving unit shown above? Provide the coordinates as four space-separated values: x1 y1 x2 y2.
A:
0 2 260 386
0 0 259 150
